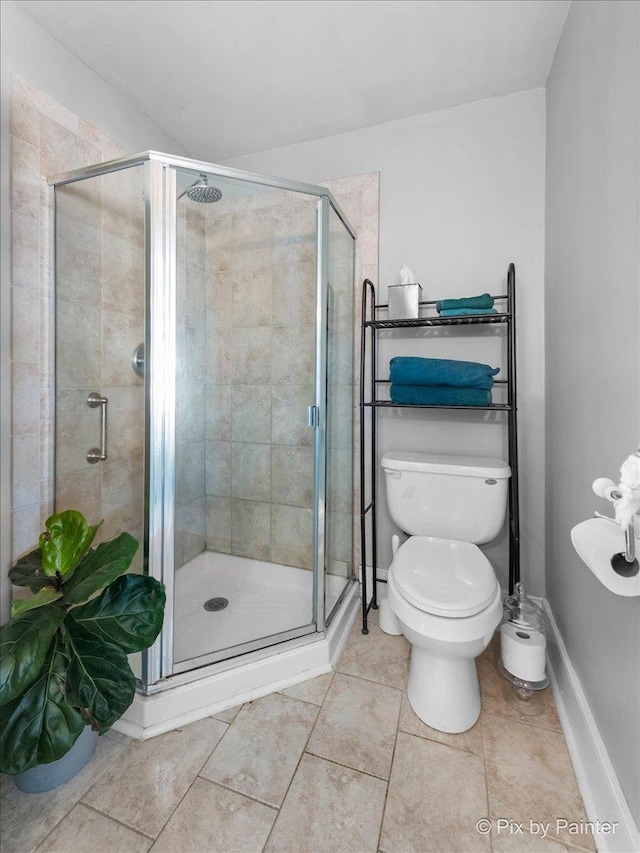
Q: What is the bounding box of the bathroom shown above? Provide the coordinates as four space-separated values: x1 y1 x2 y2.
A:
1 1 638 851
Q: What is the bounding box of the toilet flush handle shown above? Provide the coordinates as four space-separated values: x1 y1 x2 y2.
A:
384 469 402 480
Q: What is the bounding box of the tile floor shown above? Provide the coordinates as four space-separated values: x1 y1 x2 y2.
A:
1 610 595 853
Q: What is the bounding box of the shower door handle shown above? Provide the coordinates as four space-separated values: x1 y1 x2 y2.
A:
86 393 108 464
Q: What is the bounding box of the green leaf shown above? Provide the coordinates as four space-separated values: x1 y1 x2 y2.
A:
63 620 135 734
10 587 63 618
61 533 139 606
0 607 65 705
0 635 85 775
69 574 165 653
40 510 102 581
9 549 51 592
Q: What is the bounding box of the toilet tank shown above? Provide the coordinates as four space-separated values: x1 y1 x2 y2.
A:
381 451 511 544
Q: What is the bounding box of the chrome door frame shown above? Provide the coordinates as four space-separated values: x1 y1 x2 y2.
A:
49 151 357 241
313 196 330 631
169 185 330 678
144 159 178 684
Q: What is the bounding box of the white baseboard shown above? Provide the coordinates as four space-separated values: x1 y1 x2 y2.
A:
543 599 639 853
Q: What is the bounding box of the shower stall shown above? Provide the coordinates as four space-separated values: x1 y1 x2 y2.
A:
50 152 356 726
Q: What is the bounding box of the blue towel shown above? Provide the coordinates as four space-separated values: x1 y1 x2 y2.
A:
439 308 497 317
390 385 491 406
389 357 499 390
436 293 494 312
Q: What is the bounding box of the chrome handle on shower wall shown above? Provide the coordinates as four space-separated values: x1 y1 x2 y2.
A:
86 393 108 464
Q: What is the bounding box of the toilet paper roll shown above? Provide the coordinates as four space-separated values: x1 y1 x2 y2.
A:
500 622 546 682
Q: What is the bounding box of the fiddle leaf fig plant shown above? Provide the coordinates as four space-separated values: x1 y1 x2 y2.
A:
0 510 165 776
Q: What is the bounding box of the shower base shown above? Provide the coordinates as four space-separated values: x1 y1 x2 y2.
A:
116 553 358 740
174 550 347 663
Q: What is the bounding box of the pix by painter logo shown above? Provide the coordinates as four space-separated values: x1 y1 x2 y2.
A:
475 818 618 839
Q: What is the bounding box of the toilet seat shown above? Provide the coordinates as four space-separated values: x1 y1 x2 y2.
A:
390 536 499 618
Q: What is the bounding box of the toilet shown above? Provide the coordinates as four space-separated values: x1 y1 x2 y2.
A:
380 451 510 733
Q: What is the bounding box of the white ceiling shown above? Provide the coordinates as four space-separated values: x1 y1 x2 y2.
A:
15 0 570 161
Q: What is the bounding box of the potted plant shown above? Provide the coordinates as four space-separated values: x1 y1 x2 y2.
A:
0 510 165 792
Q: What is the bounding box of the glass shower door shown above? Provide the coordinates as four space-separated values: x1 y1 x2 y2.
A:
53 165 146 568
171 170 322 671
325 205 356 620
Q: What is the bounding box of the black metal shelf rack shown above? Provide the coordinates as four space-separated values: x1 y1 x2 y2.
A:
359 263 520 634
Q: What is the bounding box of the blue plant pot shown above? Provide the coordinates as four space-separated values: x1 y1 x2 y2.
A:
14 726 99 793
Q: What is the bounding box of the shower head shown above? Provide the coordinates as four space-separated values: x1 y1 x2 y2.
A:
179 174 223 204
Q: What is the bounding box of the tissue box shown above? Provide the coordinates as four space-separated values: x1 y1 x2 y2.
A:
388 283 423 320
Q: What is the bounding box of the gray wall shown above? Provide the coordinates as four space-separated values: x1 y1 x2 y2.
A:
224 89 546 595
545 0 640 825
0 0 185 622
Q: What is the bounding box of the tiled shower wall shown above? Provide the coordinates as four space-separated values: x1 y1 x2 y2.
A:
202 192 319 569
8 75 145 566
54 166 145 567
174 201 208 567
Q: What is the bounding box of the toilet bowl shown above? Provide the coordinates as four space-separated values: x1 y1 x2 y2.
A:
388 537 502 732
380 451 510 733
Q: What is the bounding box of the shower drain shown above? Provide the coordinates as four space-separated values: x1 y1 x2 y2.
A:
203 597 229 612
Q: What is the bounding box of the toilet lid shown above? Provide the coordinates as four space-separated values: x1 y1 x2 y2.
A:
391 537 498 618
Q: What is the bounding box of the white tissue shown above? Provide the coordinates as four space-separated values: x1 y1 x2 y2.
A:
614 452 640 528
399 264 415 285
620 451 640 489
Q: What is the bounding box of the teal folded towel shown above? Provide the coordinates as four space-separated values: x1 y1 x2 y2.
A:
389 357 499 391
436 293 494 312
390 385 491 406
439 308 497 317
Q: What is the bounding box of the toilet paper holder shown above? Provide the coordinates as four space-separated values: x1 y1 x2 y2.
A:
592 478 639 577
